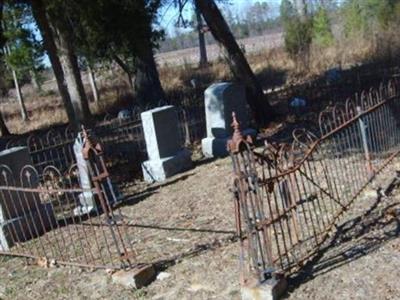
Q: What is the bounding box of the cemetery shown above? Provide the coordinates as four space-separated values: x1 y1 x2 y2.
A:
1 0 400 298
0 78 400 299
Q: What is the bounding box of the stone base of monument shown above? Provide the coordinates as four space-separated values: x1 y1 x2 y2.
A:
202 128 257 158
241 276 287 300
142 149 192 183
73 191 96 216
0 203 56 251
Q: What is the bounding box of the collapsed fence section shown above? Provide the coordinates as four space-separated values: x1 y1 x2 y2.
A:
0 127 233 271
0 130 135 269
230 79 400 285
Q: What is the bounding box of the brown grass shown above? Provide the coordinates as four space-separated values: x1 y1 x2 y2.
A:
2 31 399 135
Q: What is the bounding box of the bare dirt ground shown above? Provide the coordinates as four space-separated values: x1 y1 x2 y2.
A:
1 156 400 300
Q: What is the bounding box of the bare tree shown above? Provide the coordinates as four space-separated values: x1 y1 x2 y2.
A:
195 3 208 67
194 0 274 125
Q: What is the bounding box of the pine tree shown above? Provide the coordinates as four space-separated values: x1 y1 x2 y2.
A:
313 6 334 47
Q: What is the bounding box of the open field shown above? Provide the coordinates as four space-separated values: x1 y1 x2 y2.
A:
155 32 283 67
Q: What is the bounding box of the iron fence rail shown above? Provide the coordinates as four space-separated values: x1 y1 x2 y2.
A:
0 130 135 269
2 105 206 177
229 79 400 285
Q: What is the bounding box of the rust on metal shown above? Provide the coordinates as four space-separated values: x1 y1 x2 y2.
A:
229 79 400 284
0 127 135 270
227 112 253 153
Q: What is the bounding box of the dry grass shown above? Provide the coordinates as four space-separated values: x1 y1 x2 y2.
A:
1 156 400 299
2 31 399 135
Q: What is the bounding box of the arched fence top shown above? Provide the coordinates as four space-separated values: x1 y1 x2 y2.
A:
230 79 400 181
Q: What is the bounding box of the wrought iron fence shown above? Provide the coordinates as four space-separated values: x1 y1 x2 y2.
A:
229 79 400 286
0 129 134 269
3 105 206 178
0 127 231 270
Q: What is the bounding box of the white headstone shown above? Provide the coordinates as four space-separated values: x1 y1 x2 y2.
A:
201 83 256 157
141 106 192 182
73 134 96 216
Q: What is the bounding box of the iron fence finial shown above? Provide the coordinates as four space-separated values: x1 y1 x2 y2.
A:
228 112 252 153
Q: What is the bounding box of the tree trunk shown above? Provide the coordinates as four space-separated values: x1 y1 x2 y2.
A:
4 45 29 121
195 4 208 67
51 19 92 125
134 38 166 108
30 70 42 92
0 111 9 136
11 68 28 121
0 0 10 136
113 55 134 89
31 0 78 127
194 0 274 125
87 65 99 104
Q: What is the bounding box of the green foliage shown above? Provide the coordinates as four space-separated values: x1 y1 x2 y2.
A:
342 0 400 36
280 0 313 58
2 3 44 81
313 7 334 47
46 0 164 73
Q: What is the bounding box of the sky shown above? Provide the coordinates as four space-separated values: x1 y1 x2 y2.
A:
158 0 282 36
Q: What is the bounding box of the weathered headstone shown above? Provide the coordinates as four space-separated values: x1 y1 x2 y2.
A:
141 106 192 182
201 83 256 157
0 147 56 250
73 134 96 216
0 147 40 221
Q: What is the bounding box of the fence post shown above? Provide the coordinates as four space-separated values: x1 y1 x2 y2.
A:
357 106 373 174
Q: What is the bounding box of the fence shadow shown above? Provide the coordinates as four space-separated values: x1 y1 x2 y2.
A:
286 194 400 295
121 172 196 207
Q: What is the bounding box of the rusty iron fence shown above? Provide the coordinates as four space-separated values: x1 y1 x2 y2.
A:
0 129 136 269
0 126 229 270
229 79 400 285
2 105 206 177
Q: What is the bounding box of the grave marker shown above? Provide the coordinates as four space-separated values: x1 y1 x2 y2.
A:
202 82 256 157
141 106 192 182
0 147 55 250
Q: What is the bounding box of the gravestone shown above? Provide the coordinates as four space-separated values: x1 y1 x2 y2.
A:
0 147 56 251
141 106 192 182
72 134 96 216
201 83 256 157
0 147 40 220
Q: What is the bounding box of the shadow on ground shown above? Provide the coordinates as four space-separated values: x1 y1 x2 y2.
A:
285 194 400 297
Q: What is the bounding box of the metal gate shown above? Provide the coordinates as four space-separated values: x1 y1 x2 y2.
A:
229 79 400 285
